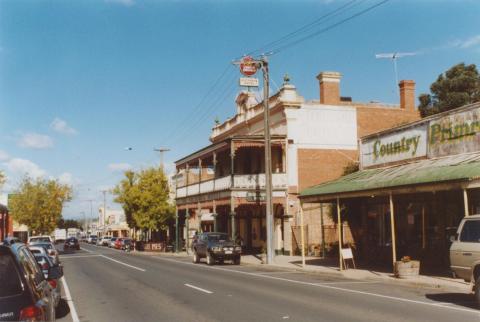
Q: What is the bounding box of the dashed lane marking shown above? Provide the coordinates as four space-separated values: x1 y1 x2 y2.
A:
184 283 213 294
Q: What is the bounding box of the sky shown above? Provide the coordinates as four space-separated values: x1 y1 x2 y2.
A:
0 0 479 219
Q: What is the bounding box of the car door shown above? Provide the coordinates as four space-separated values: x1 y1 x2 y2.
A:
451 219 480 280
19 248 55 321
196 234 207 256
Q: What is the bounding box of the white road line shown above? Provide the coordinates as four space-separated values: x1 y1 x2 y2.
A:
153 257 480 316
60 276 80 322
99 255 146 272
184 283 213 294
60 255 101 259
80 247 93 253
314 281 380 285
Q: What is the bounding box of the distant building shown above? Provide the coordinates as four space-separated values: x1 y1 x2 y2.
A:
98 207 129 237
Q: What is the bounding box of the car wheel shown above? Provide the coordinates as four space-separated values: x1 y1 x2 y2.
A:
218 259 224 265
233 256 241 265
475 277 480 308
206 252 214 266
193 251 200 264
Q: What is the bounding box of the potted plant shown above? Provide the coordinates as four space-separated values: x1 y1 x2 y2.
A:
260 245 267 264
394 256 420 278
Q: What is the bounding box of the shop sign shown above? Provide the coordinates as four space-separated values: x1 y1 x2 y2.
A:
239 77 259 87
428 107 480 158
361 124 427 168
239 56 258 76
246 191 266 202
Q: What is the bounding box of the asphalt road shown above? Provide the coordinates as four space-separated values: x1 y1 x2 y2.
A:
55 243 480 322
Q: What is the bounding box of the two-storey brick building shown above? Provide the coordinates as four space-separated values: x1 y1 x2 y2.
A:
174 71 420 255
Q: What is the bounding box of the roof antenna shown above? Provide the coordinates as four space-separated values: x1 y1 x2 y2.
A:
375 52 417 97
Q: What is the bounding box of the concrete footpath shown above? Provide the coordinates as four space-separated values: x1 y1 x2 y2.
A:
133 250 472 293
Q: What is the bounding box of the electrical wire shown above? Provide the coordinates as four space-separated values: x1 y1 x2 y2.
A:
246 0 361 57
270 0 391 55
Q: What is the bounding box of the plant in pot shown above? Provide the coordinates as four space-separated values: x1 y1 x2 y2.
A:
394 256 420 278
260 245 267 264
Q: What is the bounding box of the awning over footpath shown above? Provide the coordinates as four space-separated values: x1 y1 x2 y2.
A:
300 152 480 201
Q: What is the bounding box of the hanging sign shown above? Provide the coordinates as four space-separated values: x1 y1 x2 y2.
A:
239 77 259 87
239 56 258 76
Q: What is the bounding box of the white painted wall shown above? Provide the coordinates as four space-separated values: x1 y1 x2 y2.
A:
285 104 358 150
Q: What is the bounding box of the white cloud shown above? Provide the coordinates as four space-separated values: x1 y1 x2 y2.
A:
0 150 9 161
58 172 74 185
50 118 78 135
448 34 480 49
108 163 132 172
104 0 135 6
18 133 53 149
3 158 47 179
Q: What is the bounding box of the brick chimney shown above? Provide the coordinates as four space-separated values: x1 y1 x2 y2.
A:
317 71 341 105
399 80 415 111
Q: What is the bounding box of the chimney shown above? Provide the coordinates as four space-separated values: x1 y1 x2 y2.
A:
317 71 341 105
399 80 415 111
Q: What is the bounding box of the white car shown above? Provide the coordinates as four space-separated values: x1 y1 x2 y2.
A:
29 242 60 265
100 236 111 246
28 235 54 244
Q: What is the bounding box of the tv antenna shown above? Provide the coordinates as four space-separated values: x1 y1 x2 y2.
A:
375 52 417 96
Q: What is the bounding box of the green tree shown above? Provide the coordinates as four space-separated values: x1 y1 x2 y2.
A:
418 63 480 117
113 167 174 233
10 177 72 235
112 170 139 230
0 172 5 188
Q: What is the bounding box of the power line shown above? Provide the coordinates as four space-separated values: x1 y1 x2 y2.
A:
246 0 361 57
270 0 391 55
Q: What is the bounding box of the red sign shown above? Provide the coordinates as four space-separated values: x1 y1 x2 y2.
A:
240 56 257 76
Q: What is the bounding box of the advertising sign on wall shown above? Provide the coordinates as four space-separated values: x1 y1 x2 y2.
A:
361 124 428 168
428 108 480 158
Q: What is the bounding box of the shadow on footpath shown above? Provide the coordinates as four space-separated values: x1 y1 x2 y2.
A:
56 299 71 319
425 292 478 310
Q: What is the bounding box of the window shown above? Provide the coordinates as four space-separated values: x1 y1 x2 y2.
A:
0 254 23 297
19 249 44 287
460 220 480 243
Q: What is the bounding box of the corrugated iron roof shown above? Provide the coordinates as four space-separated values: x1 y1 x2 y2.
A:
300 152 480 198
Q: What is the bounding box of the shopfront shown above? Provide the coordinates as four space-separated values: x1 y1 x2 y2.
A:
300 102 480 274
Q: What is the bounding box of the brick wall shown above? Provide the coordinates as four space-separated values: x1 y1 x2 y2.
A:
297 149 358 191
355 105 420 138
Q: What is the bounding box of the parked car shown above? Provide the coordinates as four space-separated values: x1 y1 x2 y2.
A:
29 242 60 266
64 237 80 251
2 236 21 246
28 235 54 244
192 232 241 265
87 235 97 244
121 238 132 251
450 214 480 307
0 243 56 321
90 236 98 245
114 238 123 249
33 254 62 307
109 237 118 248
99 236 111 246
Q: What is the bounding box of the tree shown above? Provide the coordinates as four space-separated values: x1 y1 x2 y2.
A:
113 167 174 234
112 170 139 230
0 172 5 188
10 177 72 235
56 218 81 230
418 63 480 117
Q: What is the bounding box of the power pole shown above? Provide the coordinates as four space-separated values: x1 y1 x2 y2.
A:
233 55 274 264
102 190 107 236
154 148 170 171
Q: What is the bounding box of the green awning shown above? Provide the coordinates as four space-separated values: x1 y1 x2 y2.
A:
300 152 480 199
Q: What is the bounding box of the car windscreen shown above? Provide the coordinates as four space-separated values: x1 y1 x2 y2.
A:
29 249 41 254
0 253 23 297
207 234 229 242
30 237 50 243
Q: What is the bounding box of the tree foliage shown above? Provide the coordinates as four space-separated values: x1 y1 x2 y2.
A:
113 167 174 232
56 218 82 230
0 172 5 188
10 177 72 235
418 63 480 117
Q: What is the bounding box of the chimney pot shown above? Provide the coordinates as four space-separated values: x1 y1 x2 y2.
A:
317 71 342 105
399 80 415 111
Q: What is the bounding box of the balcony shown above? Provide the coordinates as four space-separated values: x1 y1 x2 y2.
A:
176 173 287 198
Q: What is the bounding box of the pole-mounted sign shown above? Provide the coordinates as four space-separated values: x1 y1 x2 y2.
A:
239 56 258 76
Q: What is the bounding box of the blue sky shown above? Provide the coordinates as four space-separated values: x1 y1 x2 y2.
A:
1 0 479 219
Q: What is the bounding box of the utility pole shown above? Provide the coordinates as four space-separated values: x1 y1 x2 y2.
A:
102 190 107 236
154 148 170 171
233 55 274 264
